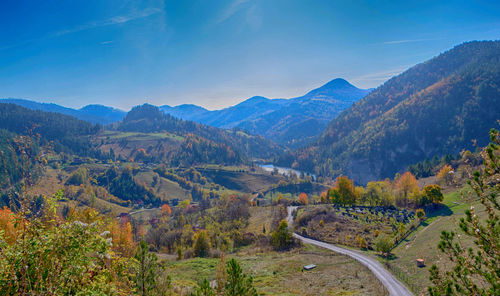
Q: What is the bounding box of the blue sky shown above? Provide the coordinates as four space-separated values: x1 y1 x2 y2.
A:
1 0 499 110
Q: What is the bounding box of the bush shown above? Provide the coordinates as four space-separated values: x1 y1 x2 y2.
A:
374 234 393 257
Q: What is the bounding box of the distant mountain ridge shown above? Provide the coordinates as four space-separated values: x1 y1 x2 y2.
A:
2 78 370 148
160 78 372 147
0 98 126 125
291 41 500 184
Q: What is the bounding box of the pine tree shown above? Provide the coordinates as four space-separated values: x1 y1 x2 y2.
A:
225 259 257 296
428 129 499 296
192 279 215 296
134 241 160 296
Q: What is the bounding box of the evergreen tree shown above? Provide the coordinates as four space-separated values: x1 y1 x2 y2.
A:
133 241 161 296
428 129 500 296
225 259 258 296
192 279 215 296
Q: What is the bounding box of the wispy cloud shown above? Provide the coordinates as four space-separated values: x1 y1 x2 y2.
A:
100 40 114 45
216 0 251 24
380 38 442 45
0 7 162 51
352 66 409 86
53 7 161 37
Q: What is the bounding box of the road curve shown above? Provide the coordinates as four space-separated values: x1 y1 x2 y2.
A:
287 207 413 296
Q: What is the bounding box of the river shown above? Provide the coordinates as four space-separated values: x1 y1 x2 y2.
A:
258 164 316 180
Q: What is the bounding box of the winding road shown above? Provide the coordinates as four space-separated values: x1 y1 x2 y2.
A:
287 206 413 296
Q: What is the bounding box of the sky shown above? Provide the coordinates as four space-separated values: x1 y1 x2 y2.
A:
1 0 500 111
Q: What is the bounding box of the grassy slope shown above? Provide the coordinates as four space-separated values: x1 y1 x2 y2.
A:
134 171 191 201
163 245 387 296
247 206 274 234
388 186 484 295
196 167 284 193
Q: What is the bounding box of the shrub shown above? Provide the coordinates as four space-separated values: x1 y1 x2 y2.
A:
374 234 393 257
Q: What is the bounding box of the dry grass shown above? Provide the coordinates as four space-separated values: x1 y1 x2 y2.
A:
163 245 388 296
247 206 274 234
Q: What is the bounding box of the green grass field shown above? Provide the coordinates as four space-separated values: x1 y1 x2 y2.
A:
387 185 483 294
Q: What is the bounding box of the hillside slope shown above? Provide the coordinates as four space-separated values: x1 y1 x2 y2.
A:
112 104 284 165
161 78 371 147
293 41 500 183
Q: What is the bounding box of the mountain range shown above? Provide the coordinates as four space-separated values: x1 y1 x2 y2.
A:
160 78 372 147
2 41 498 185
1 78 370 148
0 98 126 125
290 40 500 183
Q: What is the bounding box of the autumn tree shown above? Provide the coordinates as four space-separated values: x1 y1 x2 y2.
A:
110 220 135 257
0 197 131 295
330 176 356 206
395 172 419 207
298 193 308 205
362 181 393 206
161 204 172 216
0 206 17 243
428 129 500 296
437 165 454 185
422 184 444 206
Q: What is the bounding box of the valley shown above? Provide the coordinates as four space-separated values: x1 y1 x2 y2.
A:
0 40 498 296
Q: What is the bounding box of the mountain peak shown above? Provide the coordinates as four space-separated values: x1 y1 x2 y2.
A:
236 96 270 107
322 78 355 90
302 78 370 101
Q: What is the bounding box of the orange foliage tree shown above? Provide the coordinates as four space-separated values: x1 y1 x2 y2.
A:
111 220 135 257
330 176 356 206
161 204 172 216
298 193 308 205
437 164 454 185
395 172 419 207
0 206 17 244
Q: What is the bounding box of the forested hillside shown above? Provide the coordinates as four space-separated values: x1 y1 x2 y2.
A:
0 99 126 124
112 104 284 165
0 103 101 155
291 41 500 183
